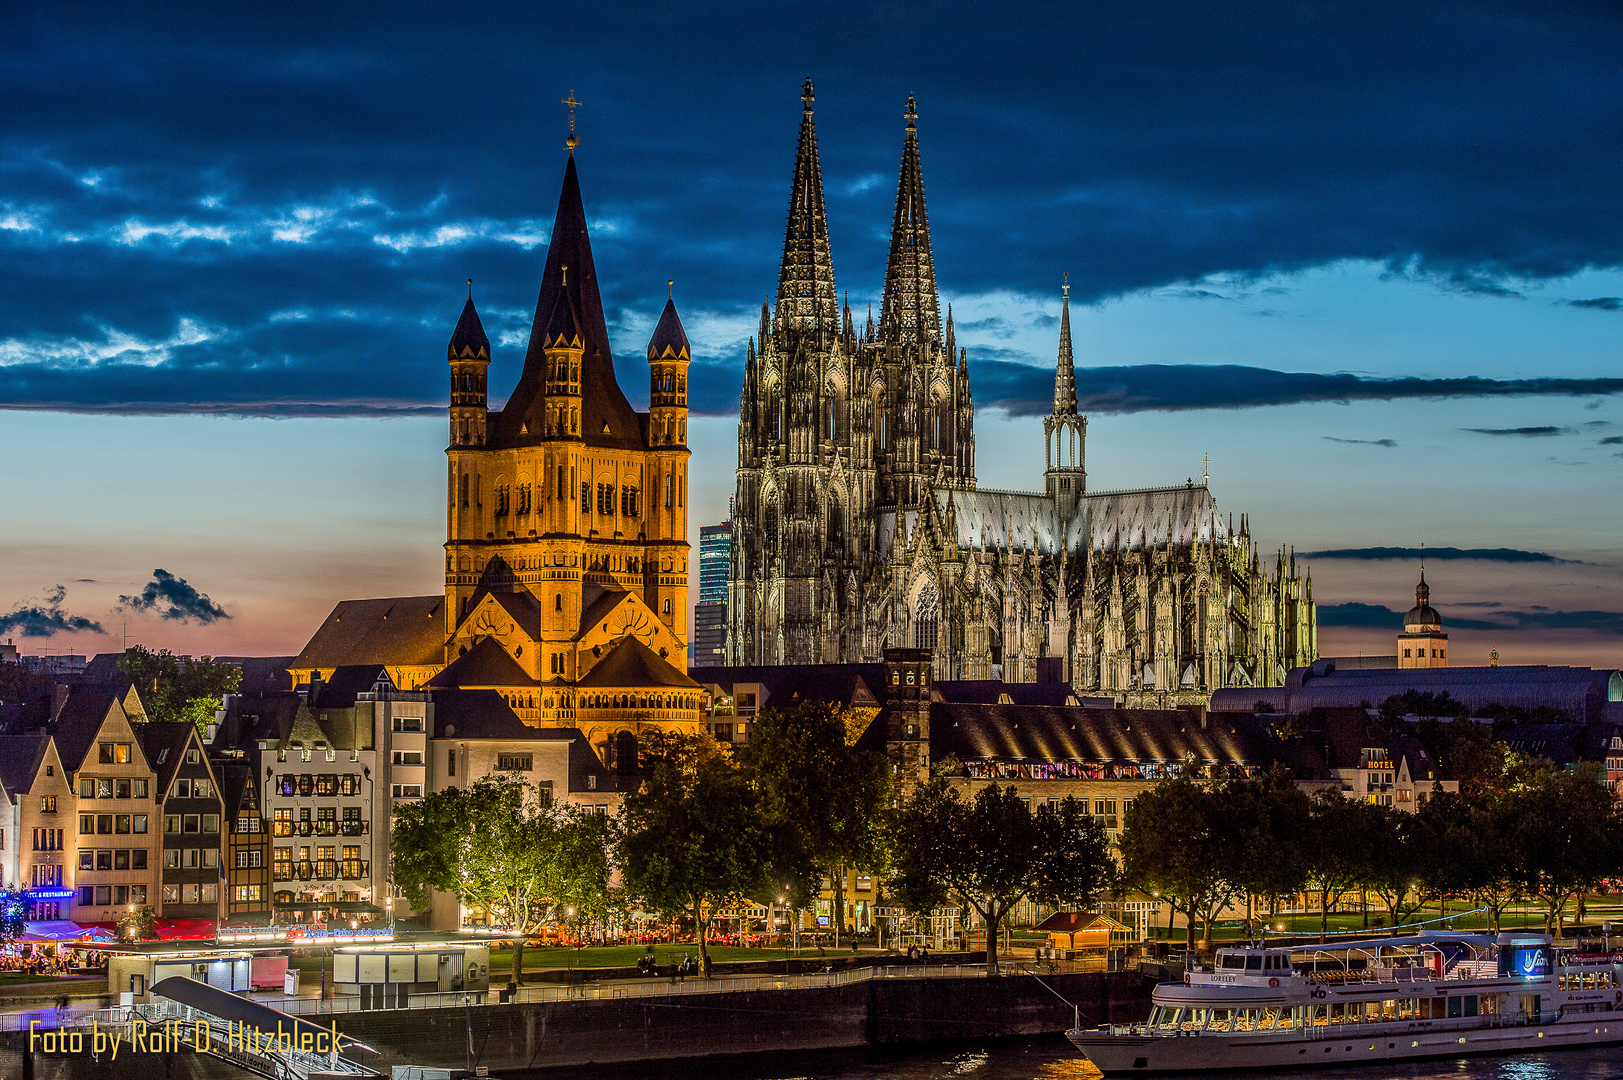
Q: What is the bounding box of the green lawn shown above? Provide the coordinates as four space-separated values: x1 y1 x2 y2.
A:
0 972 78 986
504 944 855 969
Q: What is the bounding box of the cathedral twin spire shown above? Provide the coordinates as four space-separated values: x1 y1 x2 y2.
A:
773 81 945 348
776 79 840 335
879 96 942 348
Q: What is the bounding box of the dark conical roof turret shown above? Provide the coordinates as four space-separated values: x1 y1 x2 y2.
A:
775 79 839 336
880 95 942 348
500 153 642 449
448 292 490 360
647 296 690 361
544 283 583 349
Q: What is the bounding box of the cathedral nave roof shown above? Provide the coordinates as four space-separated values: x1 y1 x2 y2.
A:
913 484 1227 559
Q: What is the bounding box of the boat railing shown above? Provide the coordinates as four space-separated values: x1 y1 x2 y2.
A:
1306 964 1481 986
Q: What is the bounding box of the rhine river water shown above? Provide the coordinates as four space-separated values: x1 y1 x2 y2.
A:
540 1035 1623 1080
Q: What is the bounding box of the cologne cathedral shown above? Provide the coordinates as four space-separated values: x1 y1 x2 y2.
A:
727 82 1316 702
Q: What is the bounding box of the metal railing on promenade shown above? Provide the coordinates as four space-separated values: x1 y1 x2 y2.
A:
0 957 1110 1031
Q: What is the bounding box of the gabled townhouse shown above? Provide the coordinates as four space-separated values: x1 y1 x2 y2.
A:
215 670 389 925
216 759 271 924
142 723 225 924
0 736 71 918
51 687 162 924
0 738 34 892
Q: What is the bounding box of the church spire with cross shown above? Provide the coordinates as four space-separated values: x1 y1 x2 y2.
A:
879 94 942 348
775 78 839 336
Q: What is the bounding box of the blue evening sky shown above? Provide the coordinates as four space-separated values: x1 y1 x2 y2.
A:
2 2 1620 669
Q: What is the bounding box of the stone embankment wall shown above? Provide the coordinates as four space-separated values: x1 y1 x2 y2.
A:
0 971 1152 1079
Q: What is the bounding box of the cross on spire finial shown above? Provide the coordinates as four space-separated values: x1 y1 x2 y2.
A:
1202 452 1210 486
563 90 581 151
801 78 814 114
905 94 917 129
1062 271 1070 299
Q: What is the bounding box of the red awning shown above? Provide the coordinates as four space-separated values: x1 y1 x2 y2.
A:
157 920 217 940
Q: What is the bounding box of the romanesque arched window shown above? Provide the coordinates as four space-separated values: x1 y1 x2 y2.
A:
614 731 639 775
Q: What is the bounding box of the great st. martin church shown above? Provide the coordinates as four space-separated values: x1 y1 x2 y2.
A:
727 83 1316 702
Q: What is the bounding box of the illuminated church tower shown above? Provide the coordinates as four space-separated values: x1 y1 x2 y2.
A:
429 139 705 754
291 129 707 767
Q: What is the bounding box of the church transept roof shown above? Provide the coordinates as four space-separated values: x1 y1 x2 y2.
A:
576 636 701 690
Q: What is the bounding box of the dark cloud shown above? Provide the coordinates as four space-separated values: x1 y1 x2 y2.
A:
1462 426 1568 437
1318 601 1623 635
970 363 1623 419
1316 602 1403 629
1300 546 1576 564
1601 436 1623 445
0 586 104 638
1570 297 1623 311
1324 436 1397 447
118 569 229 624
0 2 1621 416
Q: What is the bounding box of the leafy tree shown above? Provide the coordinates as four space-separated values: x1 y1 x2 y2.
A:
0 663 50 705
1376 690 1466 726
1411 717 1513 803
1301 790 1385 940
116 646 240 734
617 732 775 977
1510 762 1623 935
0 886 26 948
1358 804 1430 928
740 702 891 946
117 903 159 942
553 805 618 941
886 780 1109 974
1224 766 1312 930
391 774 592 982
1119 775 1244 950
1418 790 1523 932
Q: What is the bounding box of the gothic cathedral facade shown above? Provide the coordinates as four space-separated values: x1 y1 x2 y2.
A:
727 83 1316 702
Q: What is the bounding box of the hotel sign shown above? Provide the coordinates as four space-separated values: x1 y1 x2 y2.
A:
25 888 75 901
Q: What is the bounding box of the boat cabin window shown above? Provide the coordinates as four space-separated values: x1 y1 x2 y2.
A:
1220 954 1246 970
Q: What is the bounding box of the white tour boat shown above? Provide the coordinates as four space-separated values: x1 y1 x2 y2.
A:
1068 932 1623 1073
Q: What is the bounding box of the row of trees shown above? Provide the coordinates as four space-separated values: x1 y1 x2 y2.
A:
392 701 1623 980
391 703 1116 978
1121 759 1623 947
